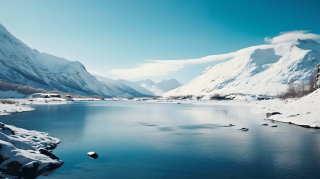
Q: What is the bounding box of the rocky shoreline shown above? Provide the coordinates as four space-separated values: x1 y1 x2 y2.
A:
0 100 65 179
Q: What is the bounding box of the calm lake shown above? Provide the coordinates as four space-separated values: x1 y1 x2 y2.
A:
1 101 320 179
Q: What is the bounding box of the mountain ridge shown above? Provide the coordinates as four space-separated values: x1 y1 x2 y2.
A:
164 39 320 97
93 75 182 96
137 79 182 96
0 23 145 97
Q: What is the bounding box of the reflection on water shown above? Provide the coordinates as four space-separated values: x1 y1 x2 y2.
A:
1 101 320 179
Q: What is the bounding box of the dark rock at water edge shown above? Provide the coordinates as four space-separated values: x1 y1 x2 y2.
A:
39 148 59 160
0 155 63 179
266 112 281 118
36 163 63 177
0 123 15 135
0 172 5 178
87 152 99 159
20 161 39 179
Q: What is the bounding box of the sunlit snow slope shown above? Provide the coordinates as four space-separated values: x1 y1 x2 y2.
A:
0 23 145 97
164 39 320 97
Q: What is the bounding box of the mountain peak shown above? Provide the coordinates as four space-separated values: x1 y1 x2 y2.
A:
164 39 320 97
290 39 320 52
293 39 318 45
138 79 155 85
0 22 146 97
157 79 181 84
0 23 8 33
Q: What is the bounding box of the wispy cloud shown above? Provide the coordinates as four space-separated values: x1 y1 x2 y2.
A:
109 30 320 79
264 30 320 44
110 52 236 79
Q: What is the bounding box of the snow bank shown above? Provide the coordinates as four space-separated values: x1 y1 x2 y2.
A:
0 98 72 116
9 98 72 105
0 103 34 116
252 89 320 128
154 91 320 128
72 98 101 101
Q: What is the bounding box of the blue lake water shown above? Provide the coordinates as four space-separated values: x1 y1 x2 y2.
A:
1 101 320 179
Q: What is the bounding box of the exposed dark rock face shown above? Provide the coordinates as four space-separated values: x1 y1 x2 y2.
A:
2 161 22 176
39 148 59 160
315 63 320 89
46 143 58 150
20 162 39 179
0 126 15 135
36 163 63 177
0 154 63 179
0 123 15 135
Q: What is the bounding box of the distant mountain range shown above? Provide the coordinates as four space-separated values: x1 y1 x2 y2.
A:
137 79 182 96
0 23 182 97
93 75 182 96
164 39 320 97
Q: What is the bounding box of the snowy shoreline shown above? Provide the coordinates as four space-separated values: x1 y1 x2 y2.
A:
0 98 69 178
149 92 320 129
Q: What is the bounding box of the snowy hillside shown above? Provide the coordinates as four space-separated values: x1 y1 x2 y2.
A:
0 23 145 97
137 79 182 96
164 39 320 97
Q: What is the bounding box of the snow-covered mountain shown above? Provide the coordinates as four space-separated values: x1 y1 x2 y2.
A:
164 39 320 97
93 75 155 96
93 75 182 96
137 79 182 96
0 23 145 97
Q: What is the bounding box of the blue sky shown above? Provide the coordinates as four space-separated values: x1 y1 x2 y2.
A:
1 0 320 83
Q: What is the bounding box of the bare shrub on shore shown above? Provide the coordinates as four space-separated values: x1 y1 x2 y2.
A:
0 81 47 95
0 100 16 104
278 69 317 99
93 95 104 99
210 94 226 100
